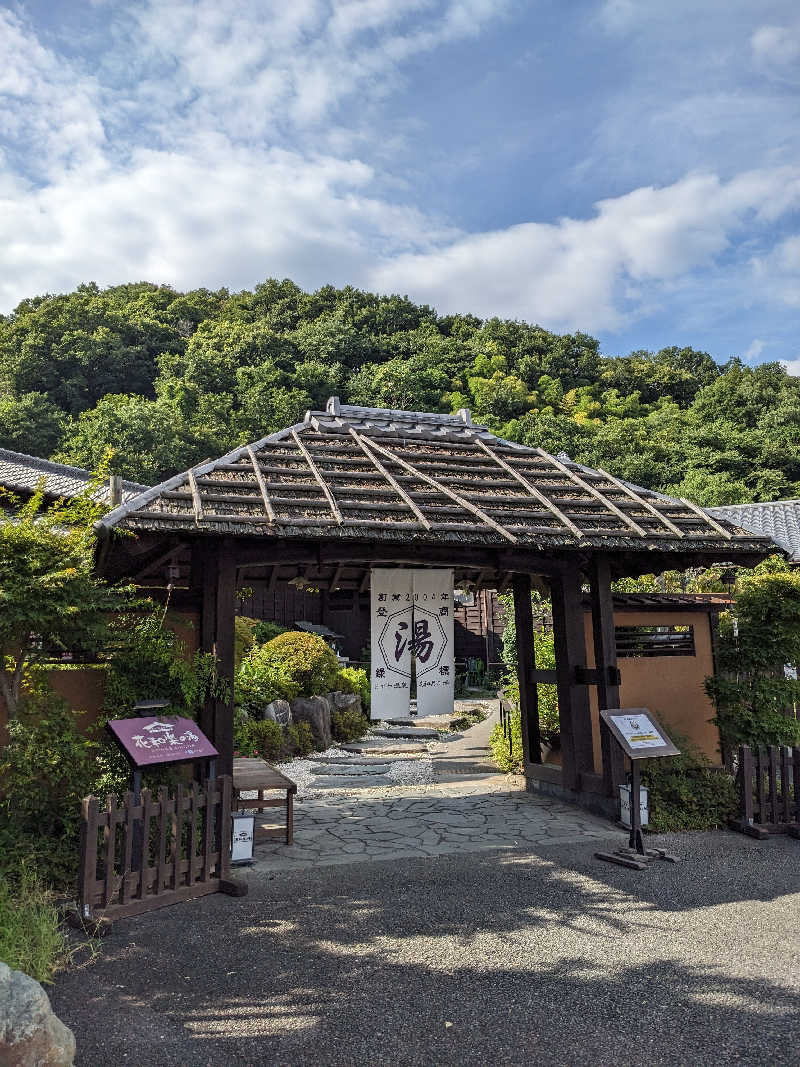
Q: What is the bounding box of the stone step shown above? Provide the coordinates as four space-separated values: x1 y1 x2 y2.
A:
308 755 415 766
310 762 392 777
310 775 395 789
342 740 429 754
372 727 440 739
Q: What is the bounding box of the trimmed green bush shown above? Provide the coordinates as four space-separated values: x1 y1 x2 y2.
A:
253 620 289 645
235 644 300 712
336 666 370 710
259 631 340 697
286 721 315 757
331 707 368 744
234 718 283 761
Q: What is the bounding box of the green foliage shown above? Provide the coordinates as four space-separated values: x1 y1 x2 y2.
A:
0 686 100 886
0 864 68 983
0 392 65 456
235 643 300 711
705 569 800 750
252 620 288 645
104 608 224 718
257 631 340 697
640 735 738 832
336 666 370 709
234 616 259 671
286 720 314 757
331 707 368 744
449 708 487 731
498 592 559 739
0 479 132 719
489 709 523 774
234 717 283 761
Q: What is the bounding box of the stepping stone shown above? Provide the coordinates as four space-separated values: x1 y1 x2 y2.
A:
342 740 428 754
308 755 409 766
372 727 440 739
310 775 395 789
310 762 392 776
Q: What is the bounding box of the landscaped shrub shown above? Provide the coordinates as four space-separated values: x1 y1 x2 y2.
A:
253 620 289 645
234 717 283 761
641 734 738 832
258 631 340 697
234 616 259 670
286 721 314 757
336 666 370 710
236 643 300 712
331 707 368 744
449 709 486 731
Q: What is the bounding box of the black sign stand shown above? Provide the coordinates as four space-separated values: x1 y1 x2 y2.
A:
595 708 681 871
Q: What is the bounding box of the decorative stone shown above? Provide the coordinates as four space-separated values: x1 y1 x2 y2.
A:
0 961 76 1066
290 696 332 749
262 699 291 725
333 692 362 713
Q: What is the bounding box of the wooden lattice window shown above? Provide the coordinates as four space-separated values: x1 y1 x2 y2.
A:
615 624 695 658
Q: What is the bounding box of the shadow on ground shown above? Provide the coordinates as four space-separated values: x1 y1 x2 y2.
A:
52 832 800 1066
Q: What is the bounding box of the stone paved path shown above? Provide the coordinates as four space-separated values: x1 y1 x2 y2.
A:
248 775 615 873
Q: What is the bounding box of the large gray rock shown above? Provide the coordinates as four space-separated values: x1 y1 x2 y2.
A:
260 699 291 725
290 696 332 749
0 961 75 1066
333 692 362 714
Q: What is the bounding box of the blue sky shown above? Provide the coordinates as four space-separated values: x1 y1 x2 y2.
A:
2 0 800 368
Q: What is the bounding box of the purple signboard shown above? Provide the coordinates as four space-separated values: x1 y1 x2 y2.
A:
108 716 218 768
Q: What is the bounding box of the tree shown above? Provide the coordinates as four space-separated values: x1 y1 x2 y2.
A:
0 485 131 718
0 393 65 456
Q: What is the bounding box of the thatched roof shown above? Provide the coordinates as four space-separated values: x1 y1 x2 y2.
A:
96 399 773 558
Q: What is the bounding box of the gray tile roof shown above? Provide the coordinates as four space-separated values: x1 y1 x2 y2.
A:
0 448 147 504
707 500 800 562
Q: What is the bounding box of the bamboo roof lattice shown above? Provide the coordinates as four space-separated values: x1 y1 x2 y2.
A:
96 398 774 557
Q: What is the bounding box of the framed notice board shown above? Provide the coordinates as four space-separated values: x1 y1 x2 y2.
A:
599 708 679 760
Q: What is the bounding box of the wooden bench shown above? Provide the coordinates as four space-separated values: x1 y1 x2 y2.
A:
232 758 297 845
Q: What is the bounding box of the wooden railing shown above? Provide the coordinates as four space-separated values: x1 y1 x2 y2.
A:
732 745 800 839
78 775 243 921
498 689 515 758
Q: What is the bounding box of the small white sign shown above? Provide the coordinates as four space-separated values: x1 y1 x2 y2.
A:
610 712 665 750
231 813 254 864
784 664 797 681
620 784 649 828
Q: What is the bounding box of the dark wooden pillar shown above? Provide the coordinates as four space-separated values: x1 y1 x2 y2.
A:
588 554 627 798
588 554 625 796
549 570 594 791
194 539 236 777
512 573 541 766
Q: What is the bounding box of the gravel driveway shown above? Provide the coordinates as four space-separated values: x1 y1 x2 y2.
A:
52 831 800 1066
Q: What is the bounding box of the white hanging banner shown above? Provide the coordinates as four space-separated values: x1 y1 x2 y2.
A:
412 568 455 718
370 568 413 720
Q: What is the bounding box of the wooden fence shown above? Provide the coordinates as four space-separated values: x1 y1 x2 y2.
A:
499 689 515 758
732 745 800 839
78 775 242 921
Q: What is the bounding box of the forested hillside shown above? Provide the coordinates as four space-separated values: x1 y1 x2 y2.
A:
1 279 798 506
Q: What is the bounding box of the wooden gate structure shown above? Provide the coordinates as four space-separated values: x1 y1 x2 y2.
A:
732 745 800 838
95 399 773 813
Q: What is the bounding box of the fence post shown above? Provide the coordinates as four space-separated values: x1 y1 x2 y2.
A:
78 796 99 920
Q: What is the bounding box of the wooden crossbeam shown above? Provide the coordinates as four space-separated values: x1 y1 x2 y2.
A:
680 496 733 539
247 446 277 523
356 433 518 543
349 428 432 530
475 438 583 540
532 449 648 538
290 430 343 524
596 467 684 538
187 470 203 523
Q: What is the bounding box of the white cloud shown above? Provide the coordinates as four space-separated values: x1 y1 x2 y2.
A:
743 339 766 361
782 358 800 377
369 169 800 330
751 23 800 72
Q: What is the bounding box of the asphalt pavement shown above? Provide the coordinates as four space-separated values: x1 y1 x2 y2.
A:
51 830 800 1066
